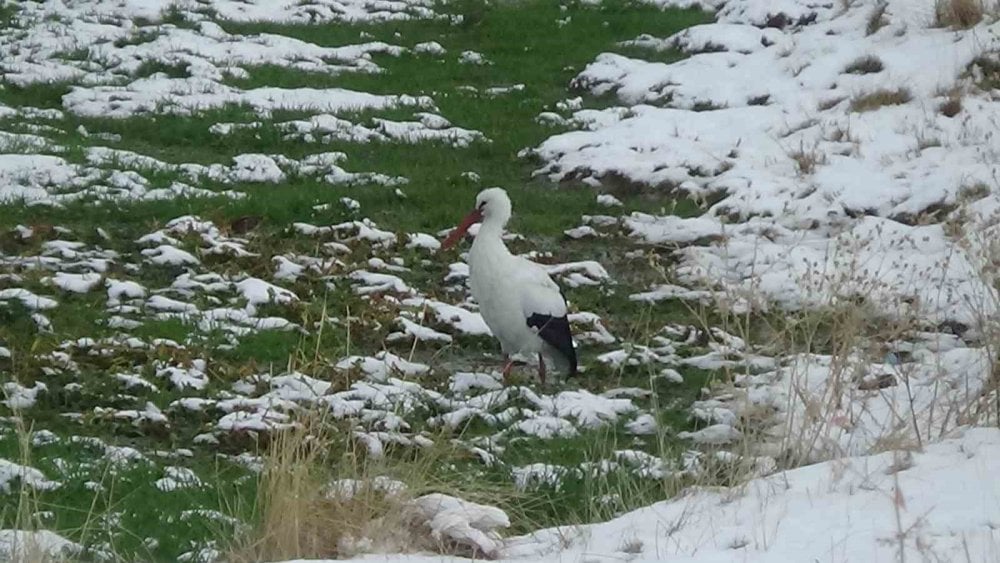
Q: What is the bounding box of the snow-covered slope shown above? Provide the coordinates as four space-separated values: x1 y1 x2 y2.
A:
524 0 1000 466
327 426 1000 563
532 0 1000 326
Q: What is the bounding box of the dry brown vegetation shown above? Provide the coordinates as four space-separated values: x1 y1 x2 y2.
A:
843 55 884 75
228 421 418 561
939 96 963 117
935 0 986 28
226 416 526 562
788 142 827 175
675 187 1000 471
969 55 1000 92
2 420 70 562
818 96 847 111
849 88 912 112
866 1 889 35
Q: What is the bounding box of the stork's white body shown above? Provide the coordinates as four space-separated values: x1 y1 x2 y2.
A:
442 188 577 381
468 224 565 361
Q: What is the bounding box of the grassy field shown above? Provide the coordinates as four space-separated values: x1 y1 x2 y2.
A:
0 1 734 560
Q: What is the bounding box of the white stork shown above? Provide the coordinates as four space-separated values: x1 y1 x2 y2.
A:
441 187 577 384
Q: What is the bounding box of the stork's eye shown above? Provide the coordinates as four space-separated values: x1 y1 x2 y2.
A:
478 201 487 210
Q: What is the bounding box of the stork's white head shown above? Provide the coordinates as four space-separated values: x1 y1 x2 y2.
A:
440 187 513 250
474 187 512 228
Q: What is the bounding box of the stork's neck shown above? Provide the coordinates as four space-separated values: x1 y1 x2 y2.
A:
471 217 510 257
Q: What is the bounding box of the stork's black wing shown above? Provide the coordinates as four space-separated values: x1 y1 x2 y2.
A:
526 313 578 377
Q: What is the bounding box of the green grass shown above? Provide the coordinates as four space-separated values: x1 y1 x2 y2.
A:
0 1 18 30
0 433 255 561
0 0 708 236
0 82 73 110
0 0 724 559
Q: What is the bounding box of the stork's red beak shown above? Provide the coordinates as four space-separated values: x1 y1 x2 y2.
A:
441 208 483 250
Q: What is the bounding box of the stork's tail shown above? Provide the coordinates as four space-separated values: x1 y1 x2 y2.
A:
528 313 578 377
554 344 578 377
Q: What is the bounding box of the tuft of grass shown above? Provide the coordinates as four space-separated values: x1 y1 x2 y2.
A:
132 60 190 79
916 135 943 150
935 0 985 28
159 4 192 26
8 418 47 562
691 100 725 112
0 82 72 110
230 422 344 561
843 55 884 75
817 96 846 111
849 88 912 112
968 55 1000 92
866 1 888 35
939 95 963 117
0 2 18 30
954 182 990 207
111 28 162 48
228 417 534 561
788 142 827 175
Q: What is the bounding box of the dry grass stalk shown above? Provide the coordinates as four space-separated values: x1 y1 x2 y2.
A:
843 55 884 75
866 1 888 35
677 221 990 470
818 96 846 111
850 88 912 112
1 415 68 563
968 55 1000 92
227 412 522 561
950 206 1000 429
788 142 827 176
229 419 411 561
935 0 985 28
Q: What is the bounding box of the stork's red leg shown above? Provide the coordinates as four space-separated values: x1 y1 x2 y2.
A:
538 353 546 385
501 355 514 386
